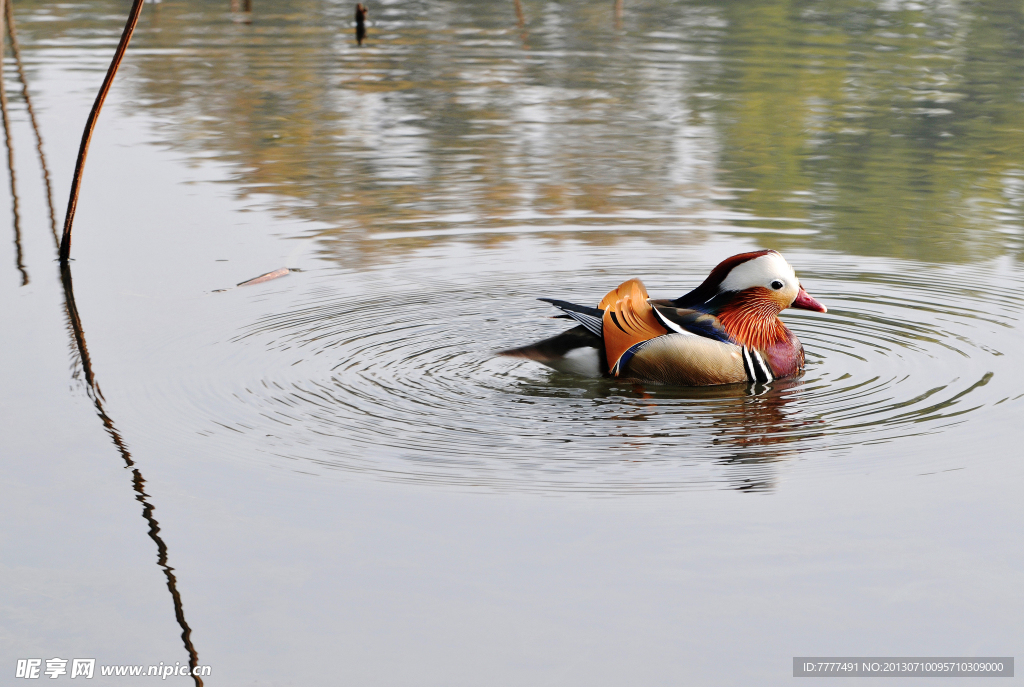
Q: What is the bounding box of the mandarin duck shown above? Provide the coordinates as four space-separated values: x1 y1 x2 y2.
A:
501 250 827 386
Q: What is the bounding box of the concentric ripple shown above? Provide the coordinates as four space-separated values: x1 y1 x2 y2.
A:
181 241 1023 493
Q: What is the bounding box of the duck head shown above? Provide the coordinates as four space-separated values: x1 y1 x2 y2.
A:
674 250 826 313
673 250 826 349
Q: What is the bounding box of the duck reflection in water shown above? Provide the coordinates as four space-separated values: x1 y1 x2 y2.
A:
601 377 824 492
709 379 823 493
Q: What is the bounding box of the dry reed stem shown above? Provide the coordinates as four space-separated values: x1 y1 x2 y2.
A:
58 0 145 263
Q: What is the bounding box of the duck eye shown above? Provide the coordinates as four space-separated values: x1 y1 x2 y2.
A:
771 280 784 290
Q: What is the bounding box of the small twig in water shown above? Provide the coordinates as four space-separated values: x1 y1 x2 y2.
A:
58 0 145 264
237 267 291 287
355 3 367 46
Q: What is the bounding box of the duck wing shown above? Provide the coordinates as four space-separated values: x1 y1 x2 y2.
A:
647 300 734 343
598 278 669 370
616 334 750 385
540 279 670 369
647 301 777 382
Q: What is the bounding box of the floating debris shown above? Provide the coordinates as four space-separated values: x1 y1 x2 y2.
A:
237 267 290 287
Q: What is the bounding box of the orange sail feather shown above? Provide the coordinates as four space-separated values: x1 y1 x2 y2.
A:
598 278 667 370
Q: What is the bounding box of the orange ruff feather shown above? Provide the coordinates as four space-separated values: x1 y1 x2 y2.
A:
715 287 789 351
598 278 668 370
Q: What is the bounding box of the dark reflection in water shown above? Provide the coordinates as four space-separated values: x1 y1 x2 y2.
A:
0 9 26 287
354 3 367 46
59 263 204 687
617 379 821 492
513 0 526 31
5 0 58 242
229 0 252 24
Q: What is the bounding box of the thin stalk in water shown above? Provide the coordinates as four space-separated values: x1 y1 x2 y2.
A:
58 0 145 263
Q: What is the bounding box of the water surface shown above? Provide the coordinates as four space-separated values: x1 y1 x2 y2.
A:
1 0 1022 683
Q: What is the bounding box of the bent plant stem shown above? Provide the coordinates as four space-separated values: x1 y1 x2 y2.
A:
6 0 58 245
58 0 145 263
60 262 204 687
0 0 26 285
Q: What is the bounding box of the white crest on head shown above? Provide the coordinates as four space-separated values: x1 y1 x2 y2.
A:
718 251 797 294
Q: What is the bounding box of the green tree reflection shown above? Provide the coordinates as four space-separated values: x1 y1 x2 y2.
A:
15 0 1024 263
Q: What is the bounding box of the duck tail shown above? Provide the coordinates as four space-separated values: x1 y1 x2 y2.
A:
498 326 606 377
537 298 604 337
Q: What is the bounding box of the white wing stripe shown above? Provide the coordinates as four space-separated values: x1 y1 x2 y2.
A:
650 307 692 335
